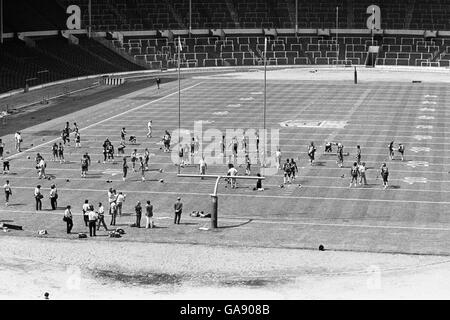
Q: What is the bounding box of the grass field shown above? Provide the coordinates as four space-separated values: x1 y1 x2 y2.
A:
1 68 450 256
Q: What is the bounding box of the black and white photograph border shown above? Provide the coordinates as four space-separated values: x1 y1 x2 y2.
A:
2 0 450 305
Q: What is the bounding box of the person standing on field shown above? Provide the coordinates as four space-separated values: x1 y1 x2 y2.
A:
135 201 142 228
174 197 182 224
147 120 152 138
145 200 154 228
380 163 389 189
88 205 98 237
97 202 108 231
49 184 58 210
3 180 11 206
64 205 73 234
199 156 207 179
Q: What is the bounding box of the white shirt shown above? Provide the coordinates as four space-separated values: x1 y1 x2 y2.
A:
116 194 126 204
199 159 206 168
148 121 152 129
49 188 57 198
82 203 90 214
3 184 11 193
15 133 21 142
88 210 98 221
108 191 116 203
228 168 238 176
98 205 104 214
34 188 41 197
64 209 72 219
276 151 281 158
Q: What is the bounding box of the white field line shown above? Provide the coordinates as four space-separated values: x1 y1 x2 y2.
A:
6 173 450 193
10 149 450 162
76 124 446 136
5 82 204 161
1 208 449 232
5 185 450 205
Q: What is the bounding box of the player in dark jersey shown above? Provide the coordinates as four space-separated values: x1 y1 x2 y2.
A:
245 154 251 175
307 142 316 165
61 128 70 145
380 163 389 189
290 158 298 181
337 143 344 168
156 77 161 90
190 138 195 163
349 162 359 188
107 144 114 161
388 141 394 160
144 148 150 170
52 143 58 161
75 132 81 147
120 128 127 145
131 149 138 172
356 145 361 165
283 159 291 184
58 143 65 163
81 155 89 178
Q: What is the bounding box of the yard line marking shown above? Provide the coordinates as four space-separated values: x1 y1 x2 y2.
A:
413 135 433 141
9 186 450 205
230 216 450 232
410 147 431 153
2 208 450 232
406 161 429 168
10 149 450 163
402 177 428 184
8 170 450 185
417 116 435 120
4 82 204 161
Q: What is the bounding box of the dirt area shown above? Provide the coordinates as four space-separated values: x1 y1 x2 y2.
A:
1 236 450 299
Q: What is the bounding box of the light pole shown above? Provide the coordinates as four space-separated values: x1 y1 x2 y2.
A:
263 37 267 170
88 0 92 38
189 0 192 35
177 37 182 174
0 0 3 44
295 0 298 36
371 7 375 46
336 6 339 65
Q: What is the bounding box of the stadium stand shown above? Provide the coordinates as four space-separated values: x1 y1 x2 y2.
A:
0 36 144 93
4 0 450 93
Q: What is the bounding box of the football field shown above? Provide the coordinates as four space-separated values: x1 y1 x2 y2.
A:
1 68 450 255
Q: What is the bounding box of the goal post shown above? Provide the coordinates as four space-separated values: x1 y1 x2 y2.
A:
177 174 265 229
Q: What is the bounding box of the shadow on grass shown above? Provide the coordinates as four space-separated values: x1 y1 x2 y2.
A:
218 219 253 229
6 203 25 207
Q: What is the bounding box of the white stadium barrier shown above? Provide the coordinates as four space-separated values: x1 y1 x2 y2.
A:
103 77 125 86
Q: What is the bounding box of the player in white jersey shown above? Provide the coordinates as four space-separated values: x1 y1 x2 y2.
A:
147 120 152 138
